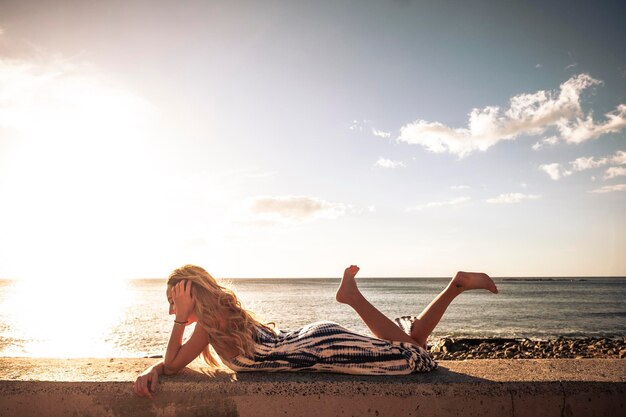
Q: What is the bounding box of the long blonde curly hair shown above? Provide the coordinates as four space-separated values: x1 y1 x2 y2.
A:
167 264 275 367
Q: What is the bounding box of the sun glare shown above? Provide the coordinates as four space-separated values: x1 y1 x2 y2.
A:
0 61 167 355
0 57 176 280
3 278 135 357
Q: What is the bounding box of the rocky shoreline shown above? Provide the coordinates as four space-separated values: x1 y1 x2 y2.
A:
428 336 626 360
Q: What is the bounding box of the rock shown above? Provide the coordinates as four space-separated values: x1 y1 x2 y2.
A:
433 338 466 353
432 339 446 353
429 337 623 361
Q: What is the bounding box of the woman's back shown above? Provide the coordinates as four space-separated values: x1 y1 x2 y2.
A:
221 318 437 375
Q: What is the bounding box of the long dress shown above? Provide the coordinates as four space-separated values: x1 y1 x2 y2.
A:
221 315 437 375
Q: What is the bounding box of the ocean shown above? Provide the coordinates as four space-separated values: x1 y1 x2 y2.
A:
0 277 624 358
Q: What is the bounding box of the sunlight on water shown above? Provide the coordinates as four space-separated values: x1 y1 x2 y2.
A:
0 277 624 358
1 279 135 357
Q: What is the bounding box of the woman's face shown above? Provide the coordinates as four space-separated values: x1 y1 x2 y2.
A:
166 285 198 324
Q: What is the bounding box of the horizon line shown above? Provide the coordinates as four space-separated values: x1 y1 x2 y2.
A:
2 275 625 281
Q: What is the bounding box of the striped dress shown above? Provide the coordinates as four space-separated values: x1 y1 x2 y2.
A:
221 316 437 375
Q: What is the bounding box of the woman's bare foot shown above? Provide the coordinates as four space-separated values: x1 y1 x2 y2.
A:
336 265 362 305
450 271 498 294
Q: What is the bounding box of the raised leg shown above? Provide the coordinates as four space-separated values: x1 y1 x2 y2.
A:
336 267 498 349
409 271 498 348
336 265 417 344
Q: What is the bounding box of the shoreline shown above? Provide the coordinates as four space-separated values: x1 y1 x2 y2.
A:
428 336 626 360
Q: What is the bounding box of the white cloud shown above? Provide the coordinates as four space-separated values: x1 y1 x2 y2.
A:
556 104 626 144
532 135 559 150
604 167 626 180
245 195 348 223
348 119 370 132
374 157 406 169
590 184 626 193
348 120 362 131
535 64 542 69
372 128 391 138
570 156 608 171
520 182 528 188
405 197 470 211
540 150 626 180
564 62 578 71
397 74 626 157
450 185 470 190
539 163 572 180
485 193 541 204
611 150 626 165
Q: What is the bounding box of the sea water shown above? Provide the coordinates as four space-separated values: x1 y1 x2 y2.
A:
0 277 624 357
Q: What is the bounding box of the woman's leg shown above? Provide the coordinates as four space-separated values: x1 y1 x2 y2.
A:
410 271 498 347
336 267 498 348
336 265 416 344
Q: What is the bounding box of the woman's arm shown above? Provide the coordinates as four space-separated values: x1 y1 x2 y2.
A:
162 322 209 375
163 280 210 375
133 326 209 399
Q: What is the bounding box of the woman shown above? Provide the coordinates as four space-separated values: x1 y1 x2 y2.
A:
133 264 498 398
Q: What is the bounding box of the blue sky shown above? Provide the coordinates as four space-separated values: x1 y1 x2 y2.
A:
0 0 624 279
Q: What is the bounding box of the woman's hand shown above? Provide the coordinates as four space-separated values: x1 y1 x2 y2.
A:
133 366 159 399
173 280 196 323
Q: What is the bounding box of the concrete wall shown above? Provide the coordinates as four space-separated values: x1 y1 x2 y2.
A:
0 358 624 417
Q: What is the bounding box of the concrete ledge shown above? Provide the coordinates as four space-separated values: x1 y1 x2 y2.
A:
0 358 624 417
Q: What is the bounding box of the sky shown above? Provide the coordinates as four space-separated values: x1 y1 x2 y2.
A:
0 0 625 280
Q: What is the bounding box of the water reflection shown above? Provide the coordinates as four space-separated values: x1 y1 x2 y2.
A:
1 279 135 357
